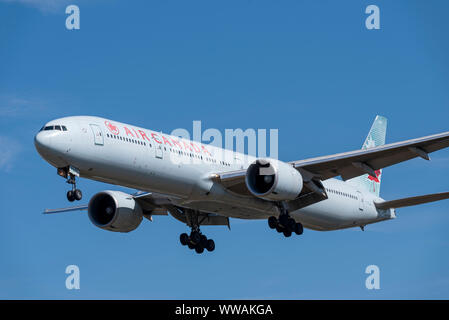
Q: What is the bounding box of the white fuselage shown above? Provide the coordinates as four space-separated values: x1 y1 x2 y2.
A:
34 116 395 231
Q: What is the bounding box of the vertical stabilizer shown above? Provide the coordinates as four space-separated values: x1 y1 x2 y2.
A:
347 115 387 197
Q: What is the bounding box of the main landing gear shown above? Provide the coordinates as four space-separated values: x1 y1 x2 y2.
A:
179 209 215 254
58 167 83 202
179 229 215 254
268 203 303 238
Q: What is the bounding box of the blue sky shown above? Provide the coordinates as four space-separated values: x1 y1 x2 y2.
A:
1 0 449 299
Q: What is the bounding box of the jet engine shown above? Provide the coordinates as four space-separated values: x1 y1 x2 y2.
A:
245 159 303 201
88 190 143 232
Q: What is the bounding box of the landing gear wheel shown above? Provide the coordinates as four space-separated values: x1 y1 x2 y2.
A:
187 242 195 250
275 225 283 233
206 239 215 252
67 190 75 202
283 229 292 238
180 233 189 246
190 231 201 245
287 218 296 231
294 223 304 235
200 235 208 247
74 189 82 201
195 243 204 254
268 216 278 229
279 215 289 228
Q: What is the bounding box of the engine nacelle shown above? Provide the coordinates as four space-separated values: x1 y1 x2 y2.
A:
88 190 143 233
245 158 303 201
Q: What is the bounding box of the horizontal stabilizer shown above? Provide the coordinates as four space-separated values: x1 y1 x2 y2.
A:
374 191 449 210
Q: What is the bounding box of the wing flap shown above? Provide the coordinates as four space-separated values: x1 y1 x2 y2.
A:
374 191 449 210
132 191 184 215
164 204 230 227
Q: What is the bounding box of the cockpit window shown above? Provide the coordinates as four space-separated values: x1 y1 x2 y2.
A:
40 125 68 132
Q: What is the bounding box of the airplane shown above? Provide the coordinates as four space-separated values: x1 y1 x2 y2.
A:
34 115 449 254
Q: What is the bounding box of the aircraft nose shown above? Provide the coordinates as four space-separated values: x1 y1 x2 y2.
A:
34 131 52 155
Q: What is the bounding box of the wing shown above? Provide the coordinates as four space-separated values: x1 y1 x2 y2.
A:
215 131 449 194
132 191 171 216
292 131 449 181
43 191 230 227
374 191 449 210
44 204 88 214
43 192 172 215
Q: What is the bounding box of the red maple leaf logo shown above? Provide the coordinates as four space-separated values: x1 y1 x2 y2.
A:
105 121 119 135
368 170 381 183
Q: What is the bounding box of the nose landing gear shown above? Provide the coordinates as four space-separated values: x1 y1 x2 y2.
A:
67 188 82 202
58 166 83 202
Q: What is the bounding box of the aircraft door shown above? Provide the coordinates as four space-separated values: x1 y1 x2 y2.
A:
234 155 244 170
90 124 104 146
155 145 163 159
357 191 364 211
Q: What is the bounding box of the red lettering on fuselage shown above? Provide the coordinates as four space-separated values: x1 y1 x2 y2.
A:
124 127 135 137
118 121 215 156
191 142 201 153
132 128 141 139
151 132 162 144
138 130 151 142
170 138 182 149
201 145 212 156
183 140 193 151
162 136 172 146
